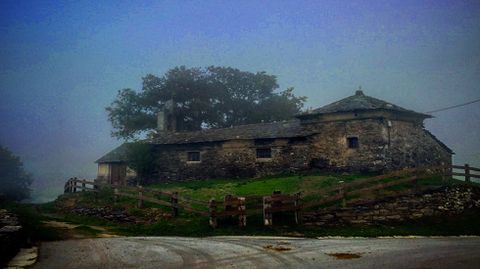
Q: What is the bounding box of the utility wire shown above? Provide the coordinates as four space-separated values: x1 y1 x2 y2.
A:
425 98 480 114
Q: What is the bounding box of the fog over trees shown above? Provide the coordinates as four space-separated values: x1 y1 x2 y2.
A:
0 145 33 202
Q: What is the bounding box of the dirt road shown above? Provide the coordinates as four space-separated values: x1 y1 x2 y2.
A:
32 236 480 269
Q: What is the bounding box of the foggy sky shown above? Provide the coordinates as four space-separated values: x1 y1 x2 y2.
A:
0 0 479 202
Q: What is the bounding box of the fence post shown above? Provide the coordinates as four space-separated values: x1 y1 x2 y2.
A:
64 180 69 193
465 164 471 182
82 179 86 192
138 186 144 208
224 194 233 217
263 196 272 226
413 175 419 193
93 182 98 201
114 187 118 204
294 192 303 225
73 178 77 193
238 197 246 227
441 162 446 182
171 191 179 217
338 182 346 208
209 198 217 228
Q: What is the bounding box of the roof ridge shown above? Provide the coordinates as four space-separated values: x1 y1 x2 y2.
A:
300 90 430 117
160 119 299 135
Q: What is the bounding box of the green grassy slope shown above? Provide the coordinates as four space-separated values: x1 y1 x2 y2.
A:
22 172 480 238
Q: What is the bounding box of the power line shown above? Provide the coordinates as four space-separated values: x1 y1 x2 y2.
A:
425 98 480 114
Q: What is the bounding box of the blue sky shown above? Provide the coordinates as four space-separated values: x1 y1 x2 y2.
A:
0 0 479 202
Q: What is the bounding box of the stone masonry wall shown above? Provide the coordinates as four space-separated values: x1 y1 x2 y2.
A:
306 119 389 172
303 186 480 226
0 209 24 267
149 118 452 181
152 138 315 181
387 120 452 170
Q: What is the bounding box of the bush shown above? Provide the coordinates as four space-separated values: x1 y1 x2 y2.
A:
0 145 33 201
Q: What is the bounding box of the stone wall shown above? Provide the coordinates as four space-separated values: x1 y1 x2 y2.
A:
306 119 390 172
148 118 451 181
387 120 452 169
151 138 315 181
0 209 24 267
303 186 480 226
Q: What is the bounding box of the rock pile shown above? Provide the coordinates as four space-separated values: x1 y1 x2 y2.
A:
303 186 480 226
71 207 140 224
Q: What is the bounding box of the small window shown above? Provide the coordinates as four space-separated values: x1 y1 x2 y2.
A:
256 148 272 159
187 151 201 162
347 137 359 149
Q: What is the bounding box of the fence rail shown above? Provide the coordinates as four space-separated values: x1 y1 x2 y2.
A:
447 164 480 182
64 178 97 193
64 163 479 228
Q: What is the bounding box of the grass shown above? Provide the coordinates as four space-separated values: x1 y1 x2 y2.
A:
102 207 480 238
9 171 479 240
148 172 367 201
2 202 65 242
73 225 103 236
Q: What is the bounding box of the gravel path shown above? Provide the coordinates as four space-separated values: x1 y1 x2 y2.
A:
32 236 480 269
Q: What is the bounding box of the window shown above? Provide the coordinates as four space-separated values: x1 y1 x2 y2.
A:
256 148 272 159
187 151 201 162
347 137 359 149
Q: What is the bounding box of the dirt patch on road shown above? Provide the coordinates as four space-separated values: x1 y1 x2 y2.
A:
263 244 292 252
42 220 117 239
326 252 362 259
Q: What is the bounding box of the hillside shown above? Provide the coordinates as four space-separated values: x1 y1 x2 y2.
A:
31 170 480 238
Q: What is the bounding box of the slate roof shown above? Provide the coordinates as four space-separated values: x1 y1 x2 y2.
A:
152 120 314 145
298 90 432 118
96 143 130 163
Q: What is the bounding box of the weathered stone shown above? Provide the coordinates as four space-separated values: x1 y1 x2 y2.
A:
97 92 453 182
349 219 368 224
318 214 334 220
303 186 480 227
411 213 423 218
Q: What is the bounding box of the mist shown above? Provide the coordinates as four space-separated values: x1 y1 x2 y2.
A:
0 0 479 203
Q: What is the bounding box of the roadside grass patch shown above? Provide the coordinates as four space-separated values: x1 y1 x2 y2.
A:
73 225 103 236
2 202 64 241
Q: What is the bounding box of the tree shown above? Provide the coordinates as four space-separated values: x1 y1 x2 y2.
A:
107 66 306 139
125 142 156 185
0 145 33 202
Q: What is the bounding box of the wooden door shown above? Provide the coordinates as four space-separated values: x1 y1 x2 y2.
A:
110 164 127 185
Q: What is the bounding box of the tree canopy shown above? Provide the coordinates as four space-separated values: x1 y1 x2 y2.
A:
125 142 156 185
0 145 33 202
107 66 306 139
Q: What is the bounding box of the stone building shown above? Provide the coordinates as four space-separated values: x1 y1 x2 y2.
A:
96 90 452 184
95 143 137 185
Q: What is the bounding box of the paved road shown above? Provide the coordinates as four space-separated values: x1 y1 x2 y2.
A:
32 236 480 269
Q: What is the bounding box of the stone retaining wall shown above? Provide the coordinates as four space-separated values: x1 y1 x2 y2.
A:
303 186 480 226
0 209 24 267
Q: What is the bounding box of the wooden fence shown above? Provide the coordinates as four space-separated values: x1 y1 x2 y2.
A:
64 163 479 228
447 164 480 182
64 178 97 193
113 186 211 218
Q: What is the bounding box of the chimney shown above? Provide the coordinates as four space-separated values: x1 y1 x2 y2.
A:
157 99 176 132
355 86 364 96
157 111 166 131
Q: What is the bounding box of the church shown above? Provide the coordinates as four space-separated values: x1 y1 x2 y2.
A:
96 90 452 185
